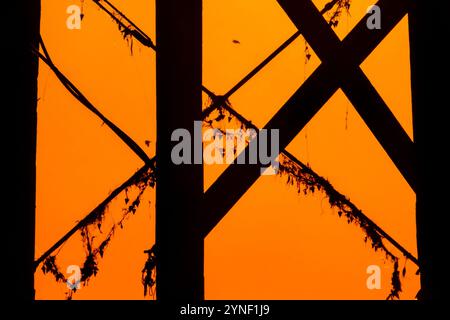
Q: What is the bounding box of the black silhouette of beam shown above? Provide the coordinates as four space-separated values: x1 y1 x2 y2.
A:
200 0 411 238
409 0 447 300
6 1 40 301
155 0 204 300
278 0 415 190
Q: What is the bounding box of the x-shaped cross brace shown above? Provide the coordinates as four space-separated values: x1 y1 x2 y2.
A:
200 0 415 238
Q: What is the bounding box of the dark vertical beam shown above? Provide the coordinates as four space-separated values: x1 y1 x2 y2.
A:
155 0 204 300
5 1 40 301
409 1 447 300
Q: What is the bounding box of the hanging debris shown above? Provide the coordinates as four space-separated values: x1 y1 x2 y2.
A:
203 98 413 300
142 245 157 299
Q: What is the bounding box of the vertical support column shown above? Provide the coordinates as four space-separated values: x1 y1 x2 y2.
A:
409 1 446 300
155 0 204 300
6 1 40 301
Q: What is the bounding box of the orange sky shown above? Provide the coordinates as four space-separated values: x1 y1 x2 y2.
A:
35 0 419 299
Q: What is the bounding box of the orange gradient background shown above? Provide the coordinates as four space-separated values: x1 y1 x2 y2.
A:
35 0 419 299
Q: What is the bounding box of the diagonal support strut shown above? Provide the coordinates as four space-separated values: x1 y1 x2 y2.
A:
277 0 415 191
200 0 413 238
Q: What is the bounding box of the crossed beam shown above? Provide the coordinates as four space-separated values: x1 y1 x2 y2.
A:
200 0 415 238
35 0 418 268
